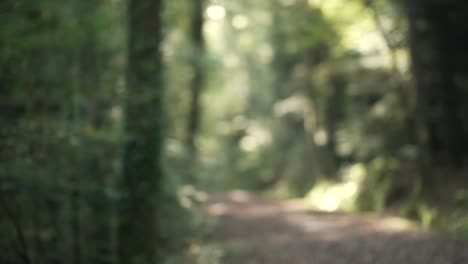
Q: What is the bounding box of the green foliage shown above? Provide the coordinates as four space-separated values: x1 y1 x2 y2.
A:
3 0 468 262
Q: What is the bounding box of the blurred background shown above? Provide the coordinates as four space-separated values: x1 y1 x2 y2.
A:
2 0 468 263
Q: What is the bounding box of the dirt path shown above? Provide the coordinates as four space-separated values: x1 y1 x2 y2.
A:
205 191 468 264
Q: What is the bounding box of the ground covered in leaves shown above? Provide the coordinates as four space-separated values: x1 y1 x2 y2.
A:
205 191 468 264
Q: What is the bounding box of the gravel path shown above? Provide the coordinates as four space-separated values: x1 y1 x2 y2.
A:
205 191 468 264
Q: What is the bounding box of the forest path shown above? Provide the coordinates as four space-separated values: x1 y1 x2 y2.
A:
205 191 468 264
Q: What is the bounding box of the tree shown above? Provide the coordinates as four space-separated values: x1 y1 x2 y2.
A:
118 0 165 262
186 0 206 164
405 0 468 166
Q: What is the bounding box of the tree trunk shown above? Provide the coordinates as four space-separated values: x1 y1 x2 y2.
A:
186 0 205 164
118 0 164 263
405 0 468 166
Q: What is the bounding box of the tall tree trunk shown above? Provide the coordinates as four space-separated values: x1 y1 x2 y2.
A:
186 0 205 164
405 0 468 166
260 0 294 188
118 0 164 263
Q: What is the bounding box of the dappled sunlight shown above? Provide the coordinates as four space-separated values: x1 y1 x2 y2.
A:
197 0 415 199
206 5 226 21
205 192 468 263
207 203 229 216
305 181 358 212
318 0 404 69
228 190 252 203
232 15 249 30
178 185 208 209
313 129 329 146
239 124 272 152
304 164 366 212
5 0 468 262
204 21 225 53
273 95 309 117
374 217 417 232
